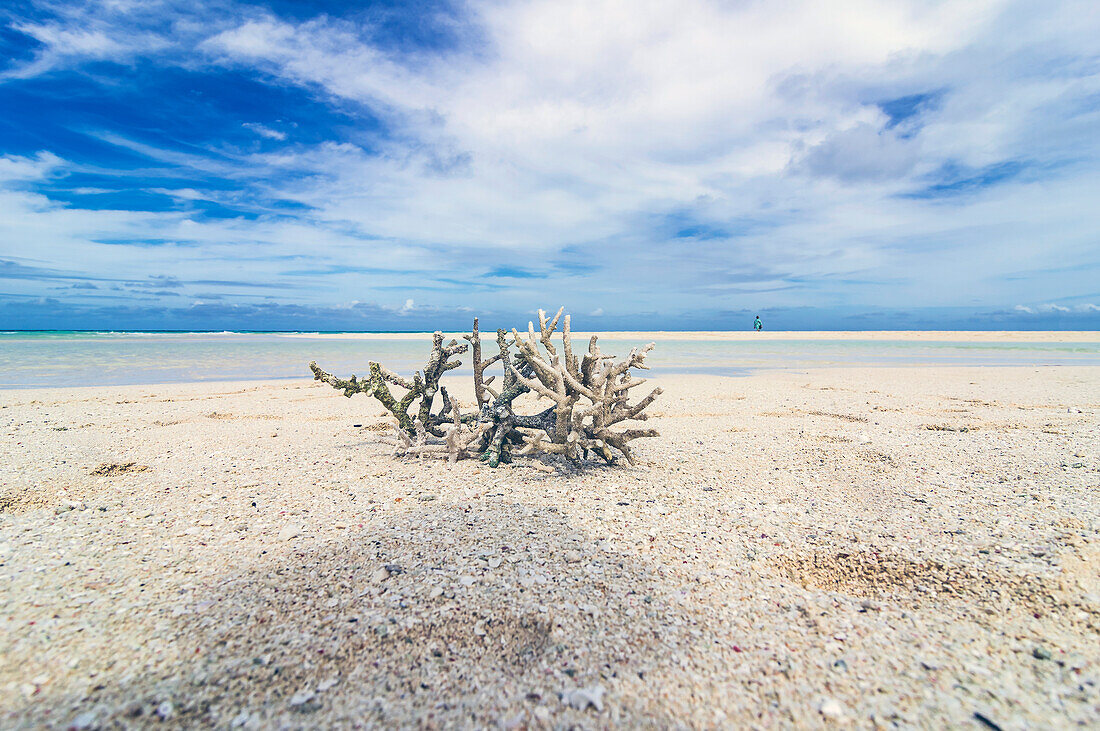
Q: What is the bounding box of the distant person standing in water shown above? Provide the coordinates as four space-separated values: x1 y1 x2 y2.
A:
753 315 763 331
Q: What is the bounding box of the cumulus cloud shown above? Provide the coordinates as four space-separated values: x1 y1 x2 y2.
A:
193 0 1100 309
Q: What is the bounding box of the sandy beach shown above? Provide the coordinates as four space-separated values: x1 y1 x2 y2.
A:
5 0 1099 725
1 365 1098 728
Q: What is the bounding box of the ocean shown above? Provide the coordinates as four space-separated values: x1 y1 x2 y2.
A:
1 331 1099 389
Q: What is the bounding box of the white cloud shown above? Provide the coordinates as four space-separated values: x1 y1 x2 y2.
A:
188 0 1100 308
0 151 428 305
2 1 1099 318
0 151 64 181
242 122 287 141
1014 302 1098 314
2 8 174 80
800 124 922 182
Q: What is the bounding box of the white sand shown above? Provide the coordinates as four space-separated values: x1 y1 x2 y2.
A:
1 366 1097 727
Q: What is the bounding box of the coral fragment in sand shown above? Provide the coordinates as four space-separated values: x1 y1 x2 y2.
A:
310 309 661 468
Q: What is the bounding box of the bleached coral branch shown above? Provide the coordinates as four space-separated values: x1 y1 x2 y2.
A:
311 308 661 468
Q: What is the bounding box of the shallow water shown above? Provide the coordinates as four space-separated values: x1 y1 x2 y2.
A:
1 331 1099 389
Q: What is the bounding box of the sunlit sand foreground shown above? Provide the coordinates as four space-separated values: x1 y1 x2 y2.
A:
1 367 1097 727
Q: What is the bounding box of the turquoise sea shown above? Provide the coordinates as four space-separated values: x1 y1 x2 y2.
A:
1 331 1099 389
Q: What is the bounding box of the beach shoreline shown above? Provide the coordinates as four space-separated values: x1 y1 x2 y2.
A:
3 330 1099 391
277 329 1100 342
1 366 1097 727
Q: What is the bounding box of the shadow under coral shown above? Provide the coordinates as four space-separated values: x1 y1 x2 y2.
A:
17 501 738 728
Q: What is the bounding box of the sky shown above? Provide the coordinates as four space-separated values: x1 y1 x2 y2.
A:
1 0 1098 331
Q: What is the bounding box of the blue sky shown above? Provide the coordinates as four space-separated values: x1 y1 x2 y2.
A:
1 0 1098 331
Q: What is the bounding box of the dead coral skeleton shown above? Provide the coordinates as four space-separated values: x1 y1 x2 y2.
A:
309 308 662 468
